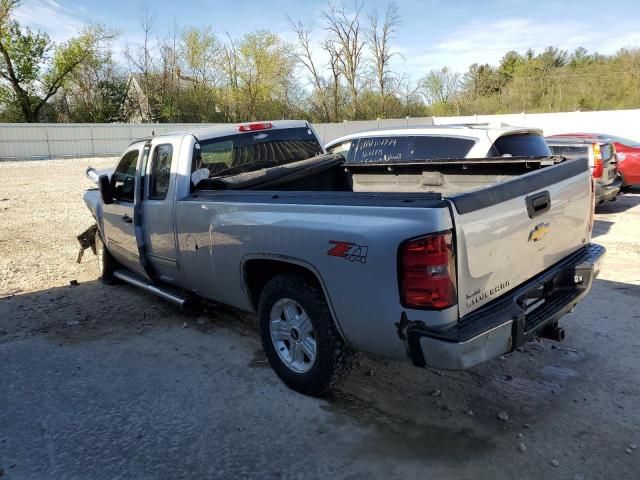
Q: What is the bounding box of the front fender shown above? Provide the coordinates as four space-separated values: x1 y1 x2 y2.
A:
83 189 104 236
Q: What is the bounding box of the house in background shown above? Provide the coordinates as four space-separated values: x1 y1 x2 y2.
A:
122 70 200 123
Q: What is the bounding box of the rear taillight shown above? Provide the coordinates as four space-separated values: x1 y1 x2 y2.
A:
589 177 595 232
399 231 457 310
238 122 273 132
592 143 603 178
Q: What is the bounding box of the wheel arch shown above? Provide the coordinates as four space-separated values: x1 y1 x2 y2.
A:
241 255 349 343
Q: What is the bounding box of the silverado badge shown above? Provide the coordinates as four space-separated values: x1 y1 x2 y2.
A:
528 222 550 242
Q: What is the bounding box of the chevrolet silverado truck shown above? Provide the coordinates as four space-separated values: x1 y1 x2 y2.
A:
80 120 605 395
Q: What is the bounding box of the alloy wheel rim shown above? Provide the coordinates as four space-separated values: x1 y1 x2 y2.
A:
269 298 317 373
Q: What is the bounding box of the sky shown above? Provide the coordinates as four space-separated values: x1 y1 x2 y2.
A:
13 0 640 81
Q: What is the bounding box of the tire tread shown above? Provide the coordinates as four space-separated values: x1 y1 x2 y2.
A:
258 273 354 396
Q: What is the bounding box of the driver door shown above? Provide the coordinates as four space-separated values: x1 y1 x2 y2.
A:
102 147 147 277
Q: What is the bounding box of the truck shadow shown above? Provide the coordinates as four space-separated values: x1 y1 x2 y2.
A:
2 275 638 464
592 219 614 238
0 279 256 345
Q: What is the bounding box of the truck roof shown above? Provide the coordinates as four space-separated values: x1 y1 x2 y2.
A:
129 120 312 146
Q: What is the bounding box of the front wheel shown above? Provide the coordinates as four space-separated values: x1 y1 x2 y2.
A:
258 274 354 396
95 230 119 284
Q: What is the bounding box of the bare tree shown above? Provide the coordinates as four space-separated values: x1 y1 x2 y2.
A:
124 6 157 81
324 37 342 121
156 20 179 119
124 6 159 120
323 1 366 119
367 2 400 117
397 73 422 116
220 33 239 121
287 17 330 121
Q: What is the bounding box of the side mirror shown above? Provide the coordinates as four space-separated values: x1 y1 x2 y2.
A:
98 174 113 205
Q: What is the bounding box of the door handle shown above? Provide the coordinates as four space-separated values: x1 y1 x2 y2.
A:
121 214 133 224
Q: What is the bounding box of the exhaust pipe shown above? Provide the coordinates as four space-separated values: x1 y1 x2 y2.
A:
540 323 565 342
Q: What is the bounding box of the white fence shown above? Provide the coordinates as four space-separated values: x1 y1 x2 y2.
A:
0 123 220 161
1 110 639 161
0 117 434 161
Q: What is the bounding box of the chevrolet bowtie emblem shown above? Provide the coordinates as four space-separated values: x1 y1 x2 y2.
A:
528 222 550 242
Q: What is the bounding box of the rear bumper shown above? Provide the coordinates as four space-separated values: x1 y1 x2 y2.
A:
595 177 622 203
405 243 605 370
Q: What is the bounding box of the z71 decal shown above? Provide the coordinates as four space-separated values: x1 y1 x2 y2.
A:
327 241 368 263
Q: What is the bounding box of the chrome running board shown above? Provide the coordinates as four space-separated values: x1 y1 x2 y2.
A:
113 269 192 306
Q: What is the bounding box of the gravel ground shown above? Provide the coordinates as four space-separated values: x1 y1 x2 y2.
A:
0 158 639 479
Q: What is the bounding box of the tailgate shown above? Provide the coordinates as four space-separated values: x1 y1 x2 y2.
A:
448 158 592 317
599 144 618 183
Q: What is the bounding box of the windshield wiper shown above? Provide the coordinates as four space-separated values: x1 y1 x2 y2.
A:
210 160 279 179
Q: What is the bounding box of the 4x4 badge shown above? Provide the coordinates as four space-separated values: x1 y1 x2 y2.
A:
327 241 368 263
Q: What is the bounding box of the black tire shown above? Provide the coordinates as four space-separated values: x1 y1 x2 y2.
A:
95 230 119 285
258 273 354 396
620 177 632 193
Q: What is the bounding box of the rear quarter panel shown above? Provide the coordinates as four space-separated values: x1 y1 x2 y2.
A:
175 196 453 360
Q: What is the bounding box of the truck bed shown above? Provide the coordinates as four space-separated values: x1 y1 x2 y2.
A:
194 153 566 197
189 153 592 320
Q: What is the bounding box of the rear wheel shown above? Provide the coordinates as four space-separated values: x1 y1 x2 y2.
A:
95 230 119 285
258 274 354 396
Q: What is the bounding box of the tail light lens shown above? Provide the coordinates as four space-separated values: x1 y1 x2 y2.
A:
592 143 603 178
589 177 595 232
399 231 457 310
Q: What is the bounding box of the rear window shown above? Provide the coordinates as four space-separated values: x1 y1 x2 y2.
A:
491 134 551 157
195 127 322 178
547 144 589 161
547 142 614 161
349 135 476 163
599 144 614 161
604 135 640 147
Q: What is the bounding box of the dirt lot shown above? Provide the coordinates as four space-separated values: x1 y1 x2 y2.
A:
1 158 639 479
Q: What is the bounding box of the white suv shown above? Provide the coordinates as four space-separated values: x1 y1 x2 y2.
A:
324 124 552 162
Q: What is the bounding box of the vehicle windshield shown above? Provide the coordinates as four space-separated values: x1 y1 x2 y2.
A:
193 127 322 180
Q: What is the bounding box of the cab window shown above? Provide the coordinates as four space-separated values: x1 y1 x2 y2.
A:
111 150 139 202
194 127 322 180
148 144 173 200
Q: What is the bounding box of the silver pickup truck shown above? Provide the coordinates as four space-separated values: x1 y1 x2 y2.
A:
81 120 605 395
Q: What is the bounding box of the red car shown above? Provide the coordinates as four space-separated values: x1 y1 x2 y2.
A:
549 133 640 188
